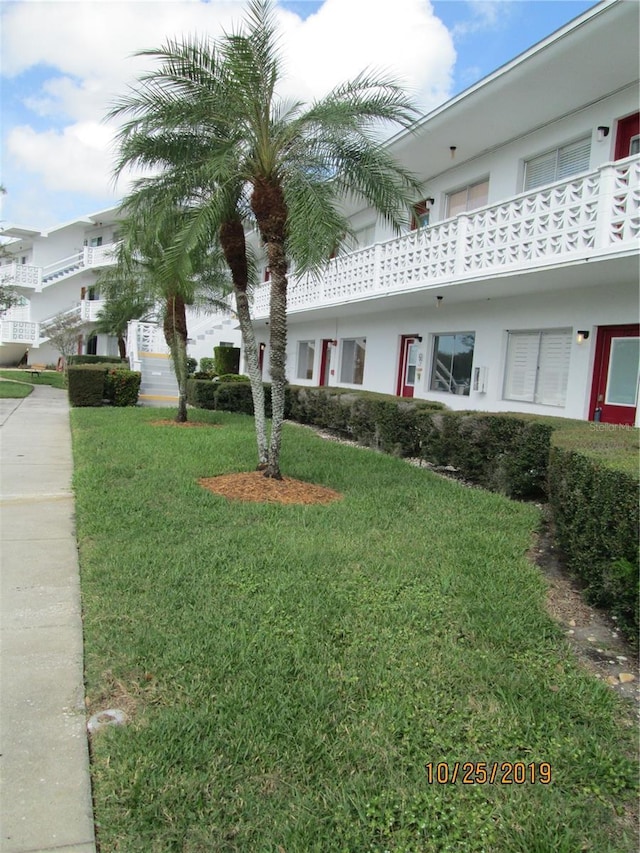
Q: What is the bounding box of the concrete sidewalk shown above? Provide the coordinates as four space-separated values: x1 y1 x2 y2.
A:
0 384 96 853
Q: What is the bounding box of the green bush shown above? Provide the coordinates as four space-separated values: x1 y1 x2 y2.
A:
217 373 250 383
193 371 215 380
103 368 141 407
214 346 240 375
187 379 272 416
548 447 639 644
199 357 216 374
187 378 217 409
68 365 107 407
68 355 125 365
186 357 198 375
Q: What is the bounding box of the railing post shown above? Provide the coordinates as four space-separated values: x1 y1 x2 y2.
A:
373 242 382 292
593 163 616 252
454 215 469 277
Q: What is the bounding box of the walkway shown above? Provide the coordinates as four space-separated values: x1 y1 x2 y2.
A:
0 384 96 853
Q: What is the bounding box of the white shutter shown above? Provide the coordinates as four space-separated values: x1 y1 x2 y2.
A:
556 138 590 181
535 330 572 406
504 333 539 401
524 151 557 191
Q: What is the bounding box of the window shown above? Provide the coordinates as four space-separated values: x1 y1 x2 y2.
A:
430 333 475 395
411 199 433 230
340 337 366 385
503 329 572 407
355 223 376 248
296 340 315 380
524 137 590 191
446 180 488 218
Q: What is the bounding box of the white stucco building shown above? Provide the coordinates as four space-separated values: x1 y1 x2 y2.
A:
251 0 639 426
2 0 637 423
0 206 240 400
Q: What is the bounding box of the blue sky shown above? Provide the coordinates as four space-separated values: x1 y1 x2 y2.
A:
1 0 598 230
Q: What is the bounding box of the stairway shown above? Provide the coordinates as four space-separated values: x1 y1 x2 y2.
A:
137 354 179 406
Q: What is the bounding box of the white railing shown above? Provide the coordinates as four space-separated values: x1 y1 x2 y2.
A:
0 320 39 344
0 262 42 289
1 242 121 290
127 320 170 371
252 155 640 318
79 299 106 322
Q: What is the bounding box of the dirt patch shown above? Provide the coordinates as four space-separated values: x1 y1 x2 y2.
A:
198 470 342 505
531 516 639 717
151 419 222 428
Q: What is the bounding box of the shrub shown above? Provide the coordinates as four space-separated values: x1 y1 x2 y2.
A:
214 382 254 414
199 357 216 374
214 346 240 375
186 357 198 375
68 365 107 407
216 373 250 383
68 355 125 365
187 378 217 409
104 368 141 407
193 371 215 380
548 446 639 644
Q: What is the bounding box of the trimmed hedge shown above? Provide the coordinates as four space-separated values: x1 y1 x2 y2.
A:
187 379 272 416
214 346 240 375
104 368 141 407
68 355 125 365
548 447 639 643
68 365 107 407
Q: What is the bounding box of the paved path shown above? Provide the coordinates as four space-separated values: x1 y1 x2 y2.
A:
0 384 96 853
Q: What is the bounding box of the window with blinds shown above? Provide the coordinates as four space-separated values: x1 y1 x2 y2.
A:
446 179 489 217
503 329 572 406
524 137 591 191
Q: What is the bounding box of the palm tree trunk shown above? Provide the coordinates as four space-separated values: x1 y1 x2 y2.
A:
117 335 127 360
220 219 267 467
235 288 268 466
265 265 287 479
251 178 289 480
163 294 189 423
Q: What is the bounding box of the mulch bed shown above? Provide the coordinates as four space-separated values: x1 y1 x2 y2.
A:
198 471 343 505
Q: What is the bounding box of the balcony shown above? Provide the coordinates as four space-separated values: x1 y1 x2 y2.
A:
0 320 39 345
0 242 120 292
251 155 640 319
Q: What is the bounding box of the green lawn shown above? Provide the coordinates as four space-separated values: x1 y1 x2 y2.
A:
0 380 33 398
0 368 66 390
71 408 638 853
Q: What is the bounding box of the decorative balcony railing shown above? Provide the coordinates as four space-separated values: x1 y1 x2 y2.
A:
252 155 640 318
0 320 39 345
79 299 106 322
0 242 121 291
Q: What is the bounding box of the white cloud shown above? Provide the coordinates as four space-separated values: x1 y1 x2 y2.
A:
1 0 456 225
7 122 118 194
452 0 511 38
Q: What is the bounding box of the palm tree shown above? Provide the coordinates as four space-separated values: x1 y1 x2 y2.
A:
111 0 421 477
93 279 155 359
110 203 229 423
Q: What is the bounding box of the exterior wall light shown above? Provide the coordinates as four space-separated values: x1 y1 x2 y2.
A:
449 146 457 159
597 126 610 141
576 330 590 344
436 295 444 308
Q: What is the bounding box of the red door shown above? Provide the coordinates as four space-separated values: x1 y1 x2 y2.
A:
396 335 419 398
319 339 333 387
615 112 639 160
589 325 639 425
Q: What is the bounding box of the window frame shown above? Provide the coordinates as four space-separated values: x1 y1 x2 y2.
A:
503 328 572 407
296 340 316 381
445 179 489 218
429 331 476 396
339 337 367 386
523 136 591 192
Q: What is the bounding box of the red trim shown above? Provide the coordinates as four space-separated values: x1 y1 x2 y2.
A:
614 112 639 160
319 339 333 387
397 335 418 397
589 324 639 424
